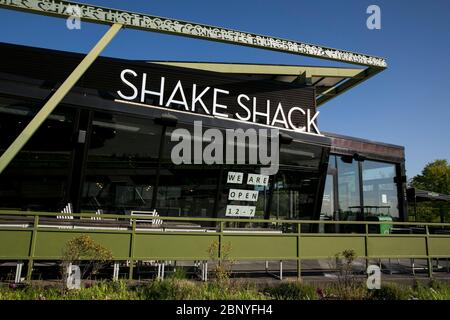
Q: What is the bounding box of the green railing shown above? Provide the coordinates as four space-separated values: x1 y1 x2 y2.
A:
0 210 450 280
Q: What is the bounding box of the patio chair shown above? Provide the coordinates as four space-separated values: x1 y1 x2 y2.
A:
57 202 74 220
39 202 74 229
91 209 103 221
130 210 163 230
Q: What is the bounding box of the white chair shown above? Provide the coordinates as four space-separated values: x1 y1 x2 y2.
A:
152 211 163 226
39 203 73 228
57 203 74 220
40 202 73 229
130 210 163 230
91 209 103 221
74 209 127 231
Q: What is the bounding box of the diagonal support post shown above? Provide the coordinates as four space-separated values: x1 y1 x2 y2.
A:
0 23 122 174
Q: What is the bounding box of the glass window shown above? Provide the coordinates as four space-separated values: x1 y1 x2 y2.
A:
0 96 74 211
320 174 334 219
362 160 399 219
155 167 219 217
82 111 161 213
337 156 361 221
83 113 221 217
279 140 324 169
215 165 271 220
213 166 322 232
320 155 336 220
269 170 320 221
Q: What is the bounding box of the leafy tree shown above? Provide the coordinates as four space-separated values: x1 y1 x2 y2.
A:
410 159 450 194
410 159 450 222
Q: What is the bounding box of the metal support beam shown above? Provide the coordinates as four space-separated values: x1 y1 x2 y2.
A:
0 23 122 174
157 261 165 280
202 261 208 282
279 260 283 280
113 261 120 281
317 67 383 106
15 261 24 283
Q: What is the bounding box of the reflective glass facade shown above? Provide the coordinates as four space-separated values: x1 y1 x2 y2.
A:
0 43 407 225
0 97 329 222
320 155 402 225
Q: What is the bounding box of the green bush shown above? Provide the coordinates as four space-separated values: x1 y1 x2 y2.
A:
166 267 188 280
370 281 450 300
201 282 266 300
207 241 235 283
265 282 318 300
325 281 370 300
412 281 450 300
61 235 113 285
140 279 265 300
0 281 139 300
2 278 450 300
370 283 412 300
324 249 370 300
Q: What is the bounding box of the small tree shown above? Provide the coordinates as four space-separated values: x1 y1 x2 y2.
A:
328 249 367 299
334 249 357 287
61 235 113 287
207 240 235 283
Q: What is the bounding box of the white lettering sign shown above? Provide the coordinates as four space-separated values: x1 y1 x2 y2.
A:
227 172 244 184
116 69 321 135
226 205 256 217
247 174 269 186
228 189 259 202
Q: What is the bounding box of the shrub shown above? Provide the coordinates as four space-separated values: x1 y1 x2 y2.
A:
325 281 369 300
265 282 318 300
326 249 370 299
166 267 188 280
140 279 265 300
370 283 412 300
61 235 113 287
0 281 139 300
207 241 235 283
412 281 450 300
141 279 192 299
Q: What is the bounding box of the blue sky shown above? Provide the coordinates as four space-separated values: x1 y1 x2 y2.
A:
0 0 449 178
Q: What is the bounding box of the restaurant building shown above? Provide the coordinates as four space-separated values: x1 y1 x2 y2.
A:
0 42 407 228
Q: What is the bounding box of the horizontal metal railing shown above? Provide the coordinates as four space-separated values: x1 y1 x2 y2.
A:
0 210 449 280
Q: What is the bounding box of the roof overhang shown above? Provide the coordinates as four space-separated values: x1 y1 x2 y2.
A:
407 188 450 203
0 0 387 107
150 62 372 107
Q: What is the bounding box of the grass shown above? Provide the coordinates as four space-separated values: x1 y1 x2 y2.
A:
1 279 450 300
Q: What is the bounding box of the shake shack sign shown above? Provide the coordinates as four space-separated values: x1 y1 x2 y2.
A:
115 68 321 135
